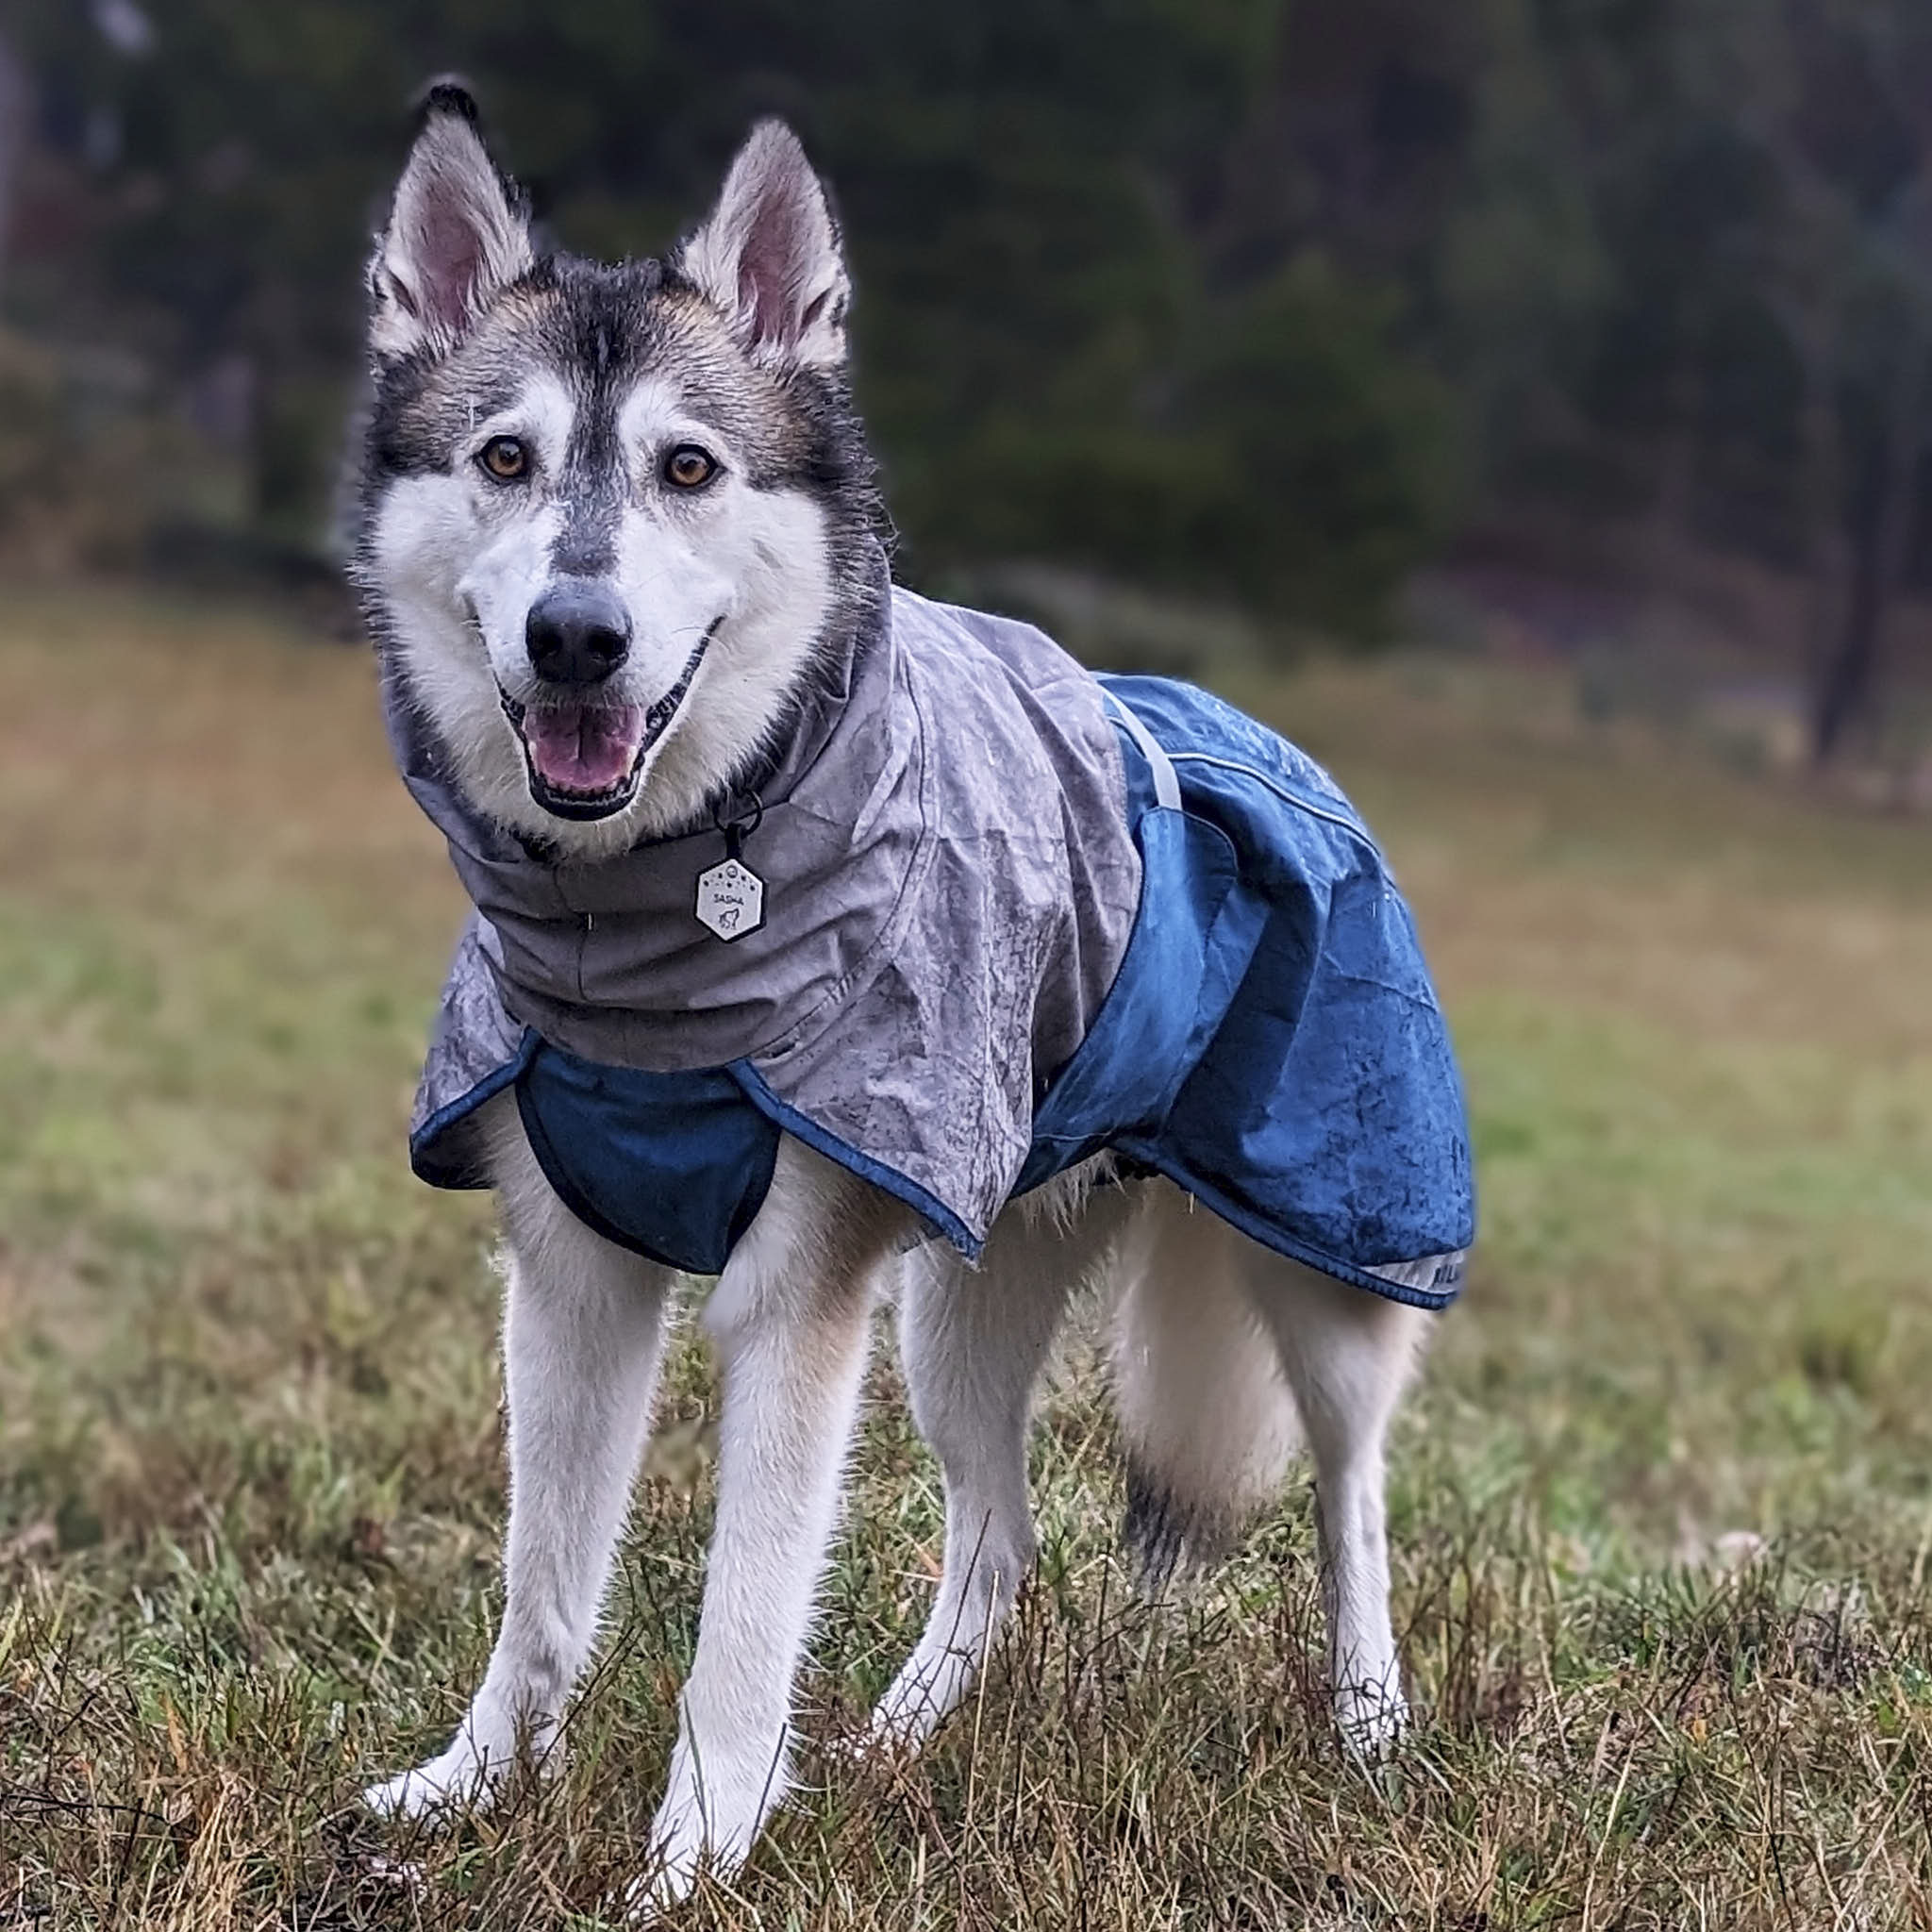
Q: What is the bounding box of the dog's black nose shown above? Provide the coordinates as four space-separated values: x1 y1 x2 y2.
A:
525 581 631 687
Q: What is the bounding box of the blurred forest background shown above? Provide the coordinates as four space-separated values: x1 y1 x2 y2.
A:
5 0 1932 775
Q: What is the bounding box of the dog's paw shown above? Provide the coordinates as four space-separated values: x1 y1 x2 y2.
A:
864 1683 946 1757
815 1713 923 1784
361 1733 516 1824
1335 1685 1409 1765
624 1728 787 1918
619 1814 741 1924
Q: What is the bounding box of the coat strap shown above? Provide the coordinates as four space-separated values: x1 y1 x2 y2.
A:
1101 691 1181 810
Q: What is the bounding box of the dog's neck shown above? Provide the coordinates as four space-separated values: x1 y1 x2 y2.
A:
696 541 892 841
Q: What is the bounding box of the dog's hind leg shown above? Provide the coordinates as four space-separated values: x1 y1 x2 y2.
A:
639 1139 908 1912
869 1170 1139 1752
1237 1244 1428 1757
364 1094 676 1821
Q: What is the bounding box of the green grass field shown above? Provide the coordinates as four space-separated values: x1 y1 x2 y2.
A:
5 589 1932 1928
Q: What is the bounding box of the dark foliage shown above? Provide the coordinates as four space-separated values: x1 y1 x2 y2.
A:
5 0 1932 691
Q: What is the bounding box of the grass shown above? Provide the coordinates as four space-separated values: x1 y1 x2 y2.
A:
4 585 1932 1927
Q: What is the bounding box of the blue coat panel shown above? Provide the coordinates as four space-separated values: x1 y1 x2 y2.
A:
403 646 1474 1310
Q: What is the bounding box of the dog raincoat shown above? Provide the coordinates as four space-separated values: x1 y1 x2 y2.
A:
388 566 1474 1308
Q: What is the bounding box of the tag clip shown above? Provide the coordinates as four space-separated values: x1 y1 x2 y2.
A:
695 794 766 941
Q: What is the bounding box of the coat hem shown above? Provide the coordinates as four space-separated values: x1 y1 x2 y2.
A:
408 1028 541 1190
1112 1135 1467 1310
729 1061 986 1260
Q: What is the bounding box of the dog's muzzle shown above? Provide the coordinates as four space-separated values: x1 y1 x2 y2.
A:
501 625 716 822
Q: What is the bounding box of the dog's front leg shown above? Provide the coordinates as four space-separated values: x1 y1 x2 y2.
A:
366 1096 676 1820
638 1140 904 1911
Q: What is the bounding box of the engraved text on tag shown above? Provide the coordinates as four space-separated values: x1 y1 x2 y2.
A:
694 858 765 941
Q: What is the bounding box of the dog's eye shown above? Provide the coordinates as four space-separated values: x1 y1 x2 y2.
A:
479 437 529 481
664 444 717 490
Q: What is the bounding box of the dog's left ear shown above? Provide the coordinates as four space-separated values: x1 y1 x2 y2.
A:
679 121 851 371
369 83 534 366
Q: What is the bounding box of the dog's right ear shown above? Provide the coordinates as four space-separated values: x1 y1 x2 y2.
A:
368 84 533 366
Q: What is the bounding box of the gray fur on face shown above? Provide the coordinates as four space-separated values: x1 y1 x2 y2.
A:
352 92 883 852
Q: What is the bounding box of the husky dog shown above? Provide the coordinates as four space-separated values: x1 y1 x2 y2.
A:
354 88 1472 1912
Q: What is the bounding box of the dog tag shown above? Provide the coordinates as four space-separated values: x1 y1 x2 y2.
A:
694 856 765 941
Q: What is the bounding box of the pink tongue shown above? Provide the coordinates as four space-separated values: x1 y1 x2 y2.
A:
522 703 648 793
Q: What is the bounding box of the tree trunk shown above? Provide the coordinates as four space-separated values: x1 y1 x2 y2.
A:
0 27 27 304
1790 320 1854 761
1811 332 1930 767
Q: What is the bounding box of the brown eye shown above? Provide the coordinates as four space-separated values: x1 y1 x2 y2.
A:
664 444 717 490
479 436 528 481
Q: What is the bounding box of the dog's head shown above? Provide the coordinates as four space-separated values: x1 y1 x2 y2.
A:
355 88 877 854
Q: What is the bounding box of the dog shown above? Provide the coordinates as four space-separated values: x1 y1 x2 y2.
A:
352 87 1474 1913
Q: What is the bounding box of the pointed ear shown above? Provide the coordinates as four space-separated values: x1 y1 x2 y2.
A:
368 85 533 365
678 121 851 370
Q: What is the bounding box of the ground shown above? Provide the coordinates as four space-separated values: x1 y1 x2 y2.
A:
3 587 1931 1929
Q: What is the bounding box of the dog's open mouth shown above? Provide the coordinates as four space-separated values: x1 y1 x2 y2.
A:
500 632 713 822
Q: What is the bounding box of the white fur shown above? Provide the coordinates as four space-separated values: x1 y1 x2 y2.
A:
364 1129 1426 1913
868 1173 1141 1749
1241 1242 1424 1751
365 1100 915 1916
365 118 853 861
636 1138 907 1908
871 1180 1423 1762
363 1093 676 1818
370 375 576 834
1110 1186 1307 1562
606 376 836 843
371 367 838 859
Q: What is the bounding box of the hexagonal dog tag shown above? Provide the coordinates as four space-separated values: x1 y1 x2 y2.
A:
694 856 765 941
